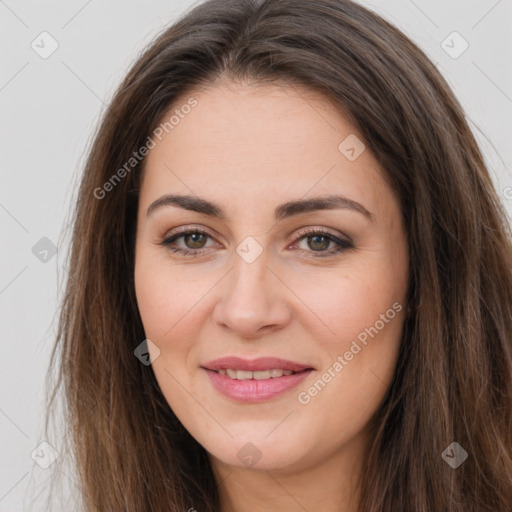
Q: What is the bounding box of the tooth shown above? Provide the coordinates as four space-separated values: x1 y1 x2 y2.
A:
221 368 297 380
236 370 253 380
253 370 271 380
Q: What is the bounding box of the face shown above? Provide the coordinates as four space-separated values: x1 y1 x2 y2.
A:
134 80 409 475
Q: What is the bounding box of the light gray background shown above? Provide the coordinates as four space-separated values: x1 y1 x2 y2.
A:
1 0 511 510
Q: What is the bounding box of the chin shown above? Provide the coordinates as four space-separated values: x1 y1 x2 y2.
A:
198 428 317 473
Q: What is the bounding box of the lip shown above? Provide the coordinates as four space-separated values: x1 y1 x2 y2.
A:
202 356 314 372
201 356 314 403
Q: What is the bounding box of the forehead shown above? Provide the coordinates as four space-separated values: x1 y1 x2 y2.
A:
139 81 390 218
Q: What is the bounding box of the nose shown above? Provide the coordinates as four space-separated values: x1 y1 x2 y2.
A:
212 251 292 339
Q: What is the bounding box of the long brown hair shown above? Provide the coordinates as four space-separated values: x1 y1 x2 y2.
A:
44 0 512 510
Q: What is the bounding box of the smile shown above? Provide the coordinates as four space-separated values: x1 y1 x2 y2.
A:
216 368 296 379
201 356 314 402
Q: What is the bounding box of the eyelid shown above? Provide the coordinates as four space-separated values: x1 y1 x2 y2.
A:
161 224 217 241
292 226 350 244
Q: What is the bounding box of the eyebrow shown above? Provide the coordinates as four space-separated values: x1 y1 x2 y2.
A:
146 193 373 221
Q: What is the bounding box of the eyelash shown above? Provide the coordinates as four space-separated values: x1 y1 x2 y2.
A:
157 226 354 258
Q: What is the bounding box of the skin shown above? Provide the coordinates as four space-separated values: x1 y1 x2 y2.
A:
134 79 409 512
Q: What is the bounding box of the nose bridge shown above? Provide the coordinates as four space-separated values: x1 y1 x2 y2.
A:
228 225 272 288
228 241 272 308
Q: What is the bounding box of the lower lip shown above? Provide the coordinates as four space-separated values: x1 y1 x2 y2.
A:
203 368 313 403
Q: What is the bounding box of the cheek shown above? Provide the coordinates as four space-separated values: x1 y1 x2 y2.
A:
134 264 173 340
134 258 216 444
134 248 200 339
291 261 404 350
134 261 199 396
291 261 405 415
294 301 405 449
133 253 216 376
134 266 188 367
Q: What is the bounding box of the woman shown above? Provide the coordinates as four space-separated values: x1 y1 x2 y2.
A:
44 0 512 510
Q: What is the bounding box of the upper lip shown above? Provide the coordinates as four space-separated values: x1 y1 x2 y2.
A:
202 356 314 372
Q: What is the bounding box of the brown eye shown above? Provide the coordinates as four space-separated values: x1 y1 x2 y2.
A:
183 232 208 249
306 235 331 252
293 228 354 258
158 228 217 256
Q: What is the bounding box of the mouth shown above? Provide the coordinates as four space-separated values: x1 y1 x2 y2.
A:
202 356 314 373
201 357 314 402
213 368 302 379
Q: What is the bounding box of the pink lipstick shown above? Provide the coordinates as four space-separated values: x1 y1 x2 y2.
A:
202 356 314 403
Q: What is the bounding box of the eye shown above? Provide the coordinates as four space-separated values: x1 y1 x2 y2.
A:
157 226 217 257
291 227 354 258
157 226 354 258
